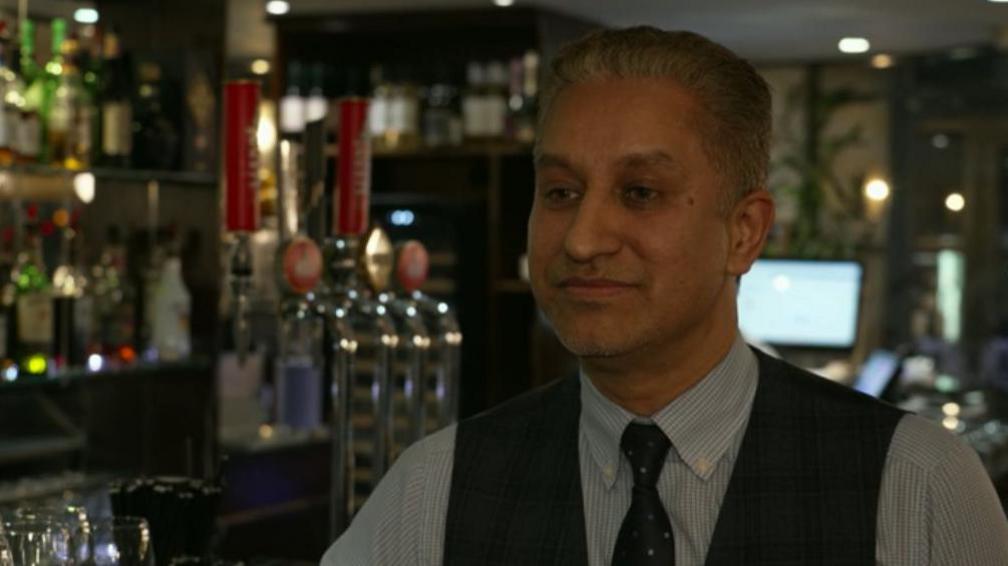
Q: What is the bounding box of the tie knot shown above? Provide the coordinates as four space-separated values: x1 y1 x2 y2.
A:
620 423 671 488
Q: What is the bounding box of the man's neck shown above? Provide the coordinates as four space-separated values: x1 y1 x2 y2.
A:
581 323 738 417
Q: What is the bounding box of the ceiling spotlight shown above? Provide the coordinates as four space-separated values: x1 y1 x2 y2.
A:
864 178 890 202
945 192 966 212
932 134 950 149
493 0 515 6
73 8 99 24
265 0 290 15
250 59 271 75
870 54 893 69
838 37 870 54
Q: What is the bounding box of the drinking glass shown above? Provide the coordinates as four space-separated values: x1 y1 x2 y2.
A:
14 506 91 564
0 521 14 566
2 519 72 565
89 517 154 566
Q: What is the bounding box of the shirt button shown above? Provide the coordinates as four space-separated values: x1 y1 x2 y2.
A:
696 458 711 474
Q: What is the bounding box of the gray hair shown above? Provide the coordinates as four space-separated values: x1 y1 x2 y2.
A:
539 26 772 209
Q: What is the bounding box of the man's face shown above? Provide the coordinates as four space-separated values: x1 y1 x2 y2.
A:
528 77 739 361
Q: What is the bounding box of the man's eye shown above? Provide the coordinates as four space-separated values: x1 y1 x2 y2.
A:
623 185 658 204
543 187 578 203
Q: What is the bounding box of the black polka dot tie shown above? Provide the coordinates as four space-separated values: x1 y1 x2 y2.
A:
612 422 675 565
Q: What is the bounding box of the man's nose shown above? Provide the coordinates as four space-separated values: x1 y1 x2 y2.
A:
563 190 621 263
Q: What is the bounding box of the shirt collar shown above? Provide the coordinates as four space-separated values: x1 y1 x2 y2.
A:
579 334 759 487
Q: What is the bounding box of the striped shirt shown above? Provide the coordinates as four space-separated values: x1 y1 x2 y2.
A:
320 335 1008 565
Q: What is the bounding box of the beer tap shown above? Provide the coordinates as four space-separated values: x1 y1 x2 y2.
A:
223 81 260 365
320 99 396 536
397 240 463 430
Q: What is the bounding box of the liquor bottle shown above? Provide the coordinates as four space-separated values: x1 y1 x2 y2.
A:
2 27 24 164
516 50 539 144
132 62 178 170
483 60 508 140
0 22 22 164
279 60 305 137
47 34 93 169
9 218 53 377
422 67 461 148
91 226 136 365
17 20 42 163
151 255 190 361
368 65 390 148
461 61 486 140
52 225 92 367
38 18 68 164
385 66 419 151
98 27 132 167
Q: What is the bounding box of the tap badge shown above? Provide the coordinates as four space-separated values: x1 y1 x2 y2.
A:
281 235 323 295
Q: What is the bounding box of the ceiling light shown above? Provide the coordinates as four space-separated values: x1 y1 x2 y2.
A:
838 37 870 54
945 192 965 212
265 0 290 15
864 178 890 202
73 8 99 24
989 0 1008 4
870 54 893 69
493 0 515 6
250 59 270 75
932 134 950 149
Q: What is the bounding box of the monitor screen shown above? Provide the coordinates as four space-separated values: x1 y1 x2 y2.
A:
853 349 900 397
738 259 863 348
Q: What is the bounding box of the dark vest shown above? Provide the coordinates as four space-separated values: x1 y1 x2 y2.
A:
444 350 906 565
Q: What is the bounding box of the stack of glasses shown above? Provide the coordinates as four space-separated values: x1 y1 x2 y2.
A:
0 476 226 565
0 504 153 565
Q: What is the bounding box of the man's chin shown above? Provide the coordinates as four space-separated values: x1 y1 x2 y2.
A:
555 335 629 359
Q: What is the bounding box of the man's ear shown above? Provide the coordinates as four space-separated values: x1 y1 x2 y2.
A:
726 188 775 277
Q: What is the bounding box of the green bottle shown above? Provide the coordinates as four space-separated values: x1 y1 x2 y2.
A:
18 20 42 162
10 221 52 376
38 18 67 164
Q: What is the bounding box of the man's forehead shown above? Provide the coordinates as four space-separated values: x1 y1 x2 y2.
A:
535 150 682 172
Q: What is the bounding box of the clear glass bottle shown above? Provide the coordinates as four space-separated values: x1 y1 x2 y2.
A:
47 34 92 169
151 256 190 361
461 61 486 140
483 60 508 140
91 226 136 365
0 27 23 165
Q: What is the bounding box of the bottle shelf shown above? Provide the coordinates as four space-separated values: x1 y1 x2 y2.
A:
0 164 217 201
0 358 213 391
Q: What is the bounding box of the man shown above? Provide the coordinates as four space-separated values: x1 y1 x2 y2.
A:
322 27 1008 565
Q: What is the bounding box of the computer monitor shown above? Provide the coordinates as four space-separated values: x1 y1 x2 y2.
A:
852 349 901 398
738 259 864 349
